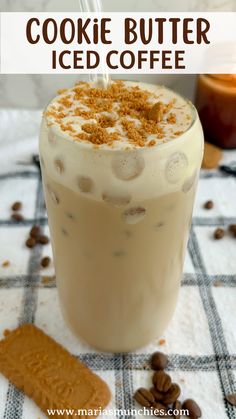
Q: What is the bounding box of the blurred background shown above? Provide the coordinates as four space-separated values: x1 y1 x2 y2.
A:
0 0 235 108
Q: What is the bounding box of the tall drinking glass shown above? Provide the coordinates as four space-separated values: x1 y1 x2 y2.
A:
39 81 204 352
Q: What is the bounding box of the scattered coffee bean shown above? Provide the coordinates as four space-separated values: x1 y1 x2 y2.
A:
204 200 214 209
150 387 164 402
226 393 236 406
229 224 236 237
173 400 182 419
25 237 36 249
37 235 49 245
151 351 168 371
153 371 172 393
182 399 202 418
30 225 41 238
11 213 24 222
133 351 202 419
162 383 181 405
134 387 155 408
41 256 51 268
11 201 22 211
2 260 10 268
214 228 225 240
213 279 223 287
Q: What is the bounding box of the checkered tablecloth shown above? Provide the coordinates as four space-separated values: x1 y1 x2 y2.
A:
0 109 236 419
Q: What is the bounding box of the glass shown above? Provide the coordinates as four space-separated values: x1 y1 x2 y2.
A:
39 82 204 352
196 74 236 149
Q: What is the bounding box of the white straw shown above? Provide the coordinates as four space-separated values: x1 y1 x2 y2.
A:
80 0 102 12
79 0 110 88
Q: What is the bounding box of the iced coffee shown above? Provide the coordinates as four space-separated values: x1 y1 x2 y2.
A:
39 80 204 352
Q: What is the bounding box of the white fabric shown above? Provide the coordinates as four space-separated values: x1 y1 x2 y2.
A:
0 109 236 419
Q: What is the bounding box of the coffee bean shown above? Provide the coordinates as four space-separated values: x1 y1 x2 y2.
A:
11 201 22 211
150 387 164 402
11 213 24 222
153 371 172 393
37 235 49 245
213 279 223 287
25 237 36 249
162 383 181 405
134 387 155 408
226 393 236 406
182 399 202 418
229 224 236 237
204 200 213 209
30 225 41 238
41 256 51 268
214 228 225 240
2 260 10 268
151 351 168 370
173 400 182 419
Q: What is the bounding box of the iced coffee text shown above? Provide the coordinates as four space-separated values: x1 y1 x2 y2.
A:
25 16 211 71
3 12 235 74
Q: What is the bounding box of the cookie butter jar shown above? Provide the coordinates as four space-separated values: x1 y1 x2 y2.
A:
195 74 236 149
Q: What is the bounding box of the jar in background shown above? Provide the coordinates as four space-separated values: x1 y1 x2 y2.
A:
195 74 236 149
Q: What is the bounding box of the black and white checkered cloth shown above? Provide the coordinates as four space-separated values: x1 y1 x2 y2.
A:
0 109 236 419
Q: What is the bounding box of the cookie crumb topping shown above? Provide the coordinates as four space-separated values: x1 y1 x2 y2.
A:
45 80 193 148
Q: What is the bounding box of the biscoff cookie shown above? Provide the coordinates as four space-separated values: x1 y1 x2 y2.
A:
0 324 111 418
202 141 222 169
